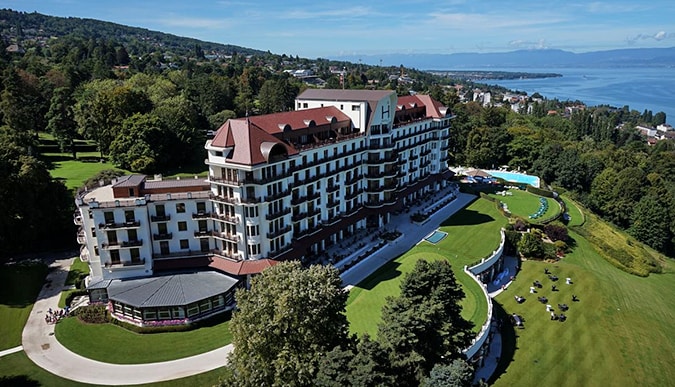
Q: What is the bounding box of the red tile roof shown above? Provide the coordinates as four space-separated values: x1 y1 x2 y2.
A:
209 257 279 275
210 107 351 166
397 95 449 118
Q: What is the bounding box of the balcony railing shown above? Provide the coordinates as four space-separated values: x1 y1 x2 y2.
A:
99 221 141 230
292 212 307 222
102 239 143 249
153 233 173 240
266 207 291 220
326 184 340 193
194 230 212 238
268 244 293 259
152 250 209 260
104 258 145 269
212 232 240 242
212 213 240 224
77 231 86 245
267 225 292 239
73 215 82 226
151 215 171 222
345 188 363 200
240 196 261 204
211 249 242 261
209 193 240 204
327 199 340 208
264 189 290 202
192 212 212 219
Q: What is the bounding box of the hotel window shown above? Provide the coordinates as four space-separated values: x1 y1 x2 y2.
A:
130 248 140 261
247 244 260 256
178 221 187 231
352 105 360 111
104 211 115 224
247 225 259 236
176 203 186 213
197 202 206 213
110 250 121 265
303 103 308 108
180 239 189 249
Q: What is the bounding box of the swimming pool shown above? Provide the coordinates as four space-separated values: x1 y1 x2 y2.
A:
486 170 541 188
425 230 448 244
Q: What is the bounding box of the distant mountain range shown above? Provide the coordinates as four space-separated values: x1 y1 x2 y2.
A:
330 47 675 70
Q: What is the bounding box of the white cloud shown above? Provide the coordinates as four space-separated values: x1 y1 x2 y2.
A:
626 31 674 44
283 6 376 19
157 17 226 29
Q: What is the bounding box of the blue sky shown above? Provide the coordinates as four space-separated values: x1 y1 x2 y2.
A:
7 0 675 58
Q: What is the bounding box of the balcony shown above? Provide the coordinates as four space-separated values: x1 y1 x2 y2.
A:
73 215 82 226
345 188 363 200
267 225 292 239
209 193 240 205
153 233 173 241
208 175 243 186
212 232 240 242
326 184 340 193
266 207 291 221
152 250 210 260
291 195 307 206
292 212 307 222
307 207 321 218
211 249 242 261
327 199 340 208
212 213 240 224
99 221 141 230
77 230 86 245
268 244 293 259
306 191 320 201
345 174 363 185
240 195 261 205
192 212 212 219
105 258 145 269
194 230 212 238
79 246 89 262
102 239 143 249
151 214 171 222
264 189 290 202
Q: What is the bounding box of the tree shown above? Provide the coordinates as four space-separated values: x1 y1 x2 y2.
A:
544 224 568 242
377 260 473 386
225 262 350 387
108 113 162 172
46 87 78 158
421 359 474 387
518 232 544 258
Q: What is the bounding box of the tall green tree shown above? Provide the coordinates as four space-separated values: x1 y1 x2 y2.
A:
224 262 350 387
377 260 473 386
45 87 78 158
421 359 474 387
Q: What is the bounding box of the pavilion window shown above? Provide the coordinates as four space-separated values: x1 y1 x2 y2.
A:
143 310 157 321
172 307 185 319
123 305 133 316
199 299 212 312
187 303 199 317
133 308 142 320
158 308 171 320
212 295 224 309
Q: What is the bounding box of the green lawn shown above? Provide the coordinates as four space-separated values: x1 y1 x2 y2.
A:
346 198 506 337
488 189 558 222
55 315 232 364
0 351 231 387
0 262 48 350
45 153 127 191
492 228 675 386
58 256 90 308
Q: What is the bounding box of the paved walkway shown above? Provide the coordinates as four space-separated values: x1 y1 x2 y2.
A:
341 192 476 286
22 257 233 385
0 345 23 358
22 187 477 385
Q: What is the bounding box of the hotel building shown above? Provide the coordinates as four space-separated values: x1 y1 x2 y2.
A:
75 89 453 325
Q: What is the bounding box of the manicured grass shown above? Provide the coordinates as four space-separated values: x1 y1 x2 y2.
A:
58 257 90 308
45 153 127 191
0 351 231 387
561 196 584 227
346 198 506 337
0 262 48 350
54 316 232 364
491 230 675 386
488 189 559 222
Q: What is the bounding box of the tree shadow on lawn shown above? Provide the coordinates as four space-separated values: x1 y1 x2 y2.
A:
441 208 496 227
488 301 518 385
0 264 49 308
0 375 40 387
355 260 403 291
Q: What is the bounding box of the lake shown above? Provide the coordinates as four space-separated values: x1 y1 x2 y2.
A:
475 67 675 125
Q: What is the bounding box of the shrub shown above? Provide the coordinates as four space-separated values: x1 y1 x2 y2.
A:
544 224 568 242
513 218 529 232
76 304 109 324
64 289 88 307
518 232 545 259
526 185 554 198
